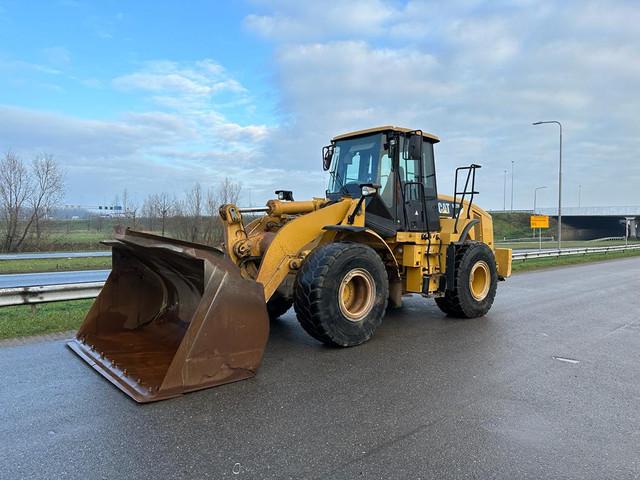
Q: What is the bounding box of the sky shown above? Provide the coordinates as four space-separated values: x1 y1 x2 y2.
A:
0 0 639 210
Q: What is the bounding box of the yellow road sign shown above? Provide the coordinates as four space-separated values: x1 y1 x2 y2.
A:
530 215 549 229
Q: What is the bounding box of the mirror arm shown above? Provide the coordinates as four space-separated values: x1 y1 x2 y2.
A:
347 183 380 225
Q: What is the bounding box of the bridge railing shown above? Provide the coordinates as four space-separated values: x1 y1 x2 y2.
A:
534 206 640 216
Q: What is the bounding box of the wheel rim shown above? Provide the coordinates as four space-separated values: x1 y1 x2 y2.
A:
338 268 376 321
469 260 490 301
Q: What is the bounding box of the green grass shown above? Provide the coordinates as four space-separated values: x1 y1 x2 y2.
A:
0 256 112 274
491 211 546 240
0 299 92 340
512 248 640 272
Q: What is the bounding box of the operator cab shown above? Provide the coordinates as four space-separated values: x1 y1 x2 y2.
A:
324 126 440 237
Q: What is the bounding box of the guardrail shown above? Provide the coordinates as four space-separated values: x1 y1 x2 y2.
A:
0 251 111 261
512 243 640 260
1 244 640 307
0 282 104 307
497 236 555 243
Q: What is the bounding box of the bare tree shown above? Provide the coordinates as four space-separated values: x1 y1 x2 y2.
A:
0 152 64 252
127 199 139 229
0 152 30 251
30 154 64 242
157 192 171 236
184 183 203 242
122 188 129 215
142 194 157 231
203 187 220 245
217 177 241 205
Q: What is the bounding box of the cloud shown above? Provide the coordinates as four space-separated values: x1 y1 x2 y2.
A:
245 0 394 41
113 60 246 96
0 102 308 205
42 46 71 67
0 57 61 75
245 0 640 208
0 58 288 204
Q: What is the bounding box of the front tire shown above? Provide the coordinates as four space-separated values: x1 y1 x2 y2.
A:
294 242 389 347
435 242 498 318
267 293 293 320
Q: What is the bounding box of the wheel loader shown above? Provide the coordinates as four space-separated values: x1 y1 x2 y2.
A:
68 126 512 402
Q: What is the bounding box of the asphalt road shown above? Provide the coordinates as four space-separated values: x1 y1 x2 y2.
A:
0 269 110 288
0 251 110 260
1 257 639 479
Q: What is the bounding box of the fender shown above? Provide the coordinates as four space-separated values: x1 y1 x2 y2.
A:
256 199 354 300
320 227 400 280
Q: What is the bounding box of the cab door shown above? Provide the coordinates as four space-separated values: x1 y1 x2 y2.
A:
397 135 440 232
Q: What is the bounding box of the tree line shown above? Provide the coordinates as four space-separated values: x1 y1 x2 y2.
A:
0 151 242 253
138 177 241 245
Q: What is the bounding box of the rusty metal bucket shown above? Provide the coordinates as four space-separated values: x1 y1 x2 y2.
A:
67 228 269 403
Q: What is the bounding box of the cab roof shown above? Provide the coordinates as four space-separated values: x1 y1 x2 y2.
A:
332 125 440 143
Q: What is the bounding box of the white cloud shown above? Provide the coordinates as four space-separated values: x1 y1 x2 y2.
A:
245 0 394 41
0 58 288 205
42 46 71 67
113 60 246 96
245 0 640 208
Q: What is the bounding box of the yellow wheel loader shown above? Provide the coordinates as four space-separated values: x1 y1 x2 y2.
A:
68 126 512 402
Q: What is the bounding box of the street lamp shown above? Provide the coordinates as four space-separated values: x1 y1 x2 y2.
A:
511 160 515 211
503 169 507 211
578 184 582 208
533 185 547 213
532 120 563 249
534 186 547 248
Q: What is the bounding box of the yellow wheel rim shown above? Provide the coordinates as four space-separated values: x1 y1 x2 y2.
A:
338 268 376 321
469 260 490 301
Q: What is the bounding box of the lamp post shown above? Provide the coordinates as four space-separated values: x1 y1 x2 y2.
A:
534 186 547 248
532 120 563 249
578 184 581 208
503 169 507 211
511 160 515 211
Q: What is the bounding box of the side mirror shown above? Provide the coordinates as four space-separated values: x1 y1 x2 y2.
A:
404 133 423 160
275 190 294 201
322 144 335 171
360 183 381 197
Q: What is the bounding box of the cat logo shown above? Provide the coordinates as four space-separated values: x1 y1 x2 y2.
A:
438 202 451 215
437 201 463 218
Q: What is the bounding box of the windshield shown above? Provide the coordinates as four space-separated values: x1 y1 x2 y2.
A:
327 133 387 195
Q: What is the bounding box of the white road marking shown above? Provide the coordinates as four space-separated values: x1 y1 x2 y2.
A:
553 356 580 364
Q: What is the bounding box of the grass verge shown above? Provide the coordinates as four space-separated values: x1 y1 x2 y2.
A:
512 248 640 273
0 256 112 274
0 299 92 340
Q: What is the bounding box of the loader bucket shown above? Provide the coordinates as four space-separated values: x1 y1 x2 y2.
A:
67 228 269 403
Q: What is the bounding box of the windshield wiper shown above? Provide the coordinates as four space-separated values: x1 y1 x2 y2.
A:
331 169 349 196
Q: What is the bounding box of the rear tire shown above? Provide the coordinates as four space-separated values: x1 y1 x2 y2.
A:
435 242 497 318
267 293 293 320
294 242 389 347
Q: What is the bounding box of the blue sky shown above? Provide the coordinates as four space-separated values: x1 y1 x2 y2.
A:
0 0 639 209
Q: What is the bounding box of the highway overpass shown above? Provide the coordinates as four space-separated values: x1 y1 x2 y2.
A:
535 206 640 240
499 206 640 240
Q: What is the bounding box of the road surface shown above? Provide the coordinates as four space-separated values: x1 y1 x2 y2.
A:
1 257 639 479
0 269 110 288
0 251 110 260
